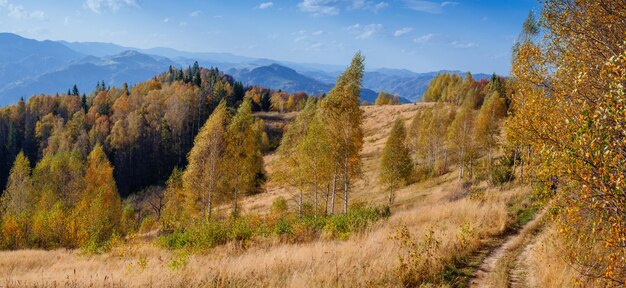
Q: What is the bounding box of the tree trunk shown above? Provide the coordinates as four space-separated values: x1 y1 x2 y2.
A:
208 186 213 220
519 148 524 184
298 187 303 219
459 148 465 180
232 178 239 217
314 169 318 219
325 184 330 216
343 149 349 214
331 171 337 215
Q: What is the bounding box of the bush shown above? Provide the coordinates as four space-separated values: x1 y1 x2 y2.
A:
157 230 190 250
490 157 515 185
322 206 387 240
229 216 254 242
270 197 288 218
274 219 292 236
139 215 158 234
158 205 390 250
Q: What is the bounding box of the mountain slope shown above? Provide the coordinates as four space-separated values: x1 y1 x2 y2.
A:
0 33 85 103
0 51 175 103
0 33 490 106
230 64 332 95
229 64 410 103
56 38 491 102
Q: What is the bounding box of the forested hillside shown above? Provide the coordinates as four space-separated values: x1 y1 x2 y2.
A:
0 1 624 286
0 61 333 195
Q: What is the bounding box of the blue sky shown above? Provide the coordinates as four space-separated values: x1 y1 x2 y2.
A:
0 0 538 74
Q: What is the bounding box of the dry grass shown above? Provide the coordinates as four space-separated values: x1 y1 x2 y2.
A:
525 225 596 288
0 180 528 287
0 104 530 287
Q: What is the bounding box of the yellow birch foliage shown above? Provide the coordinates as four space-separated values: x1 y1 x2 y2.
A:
506 1 626 284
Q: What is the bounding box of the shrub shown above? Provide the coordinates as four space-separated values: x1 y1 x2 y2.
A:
322 206 387 240
157 204 389 250
228 216 254 242
274 219 292 236
138 215 158 234
490 157 515 185
270 197 288 217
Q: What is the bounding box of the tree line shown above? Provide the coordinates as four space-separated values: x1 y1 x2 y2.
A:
0 63 317 197
0 54 365 250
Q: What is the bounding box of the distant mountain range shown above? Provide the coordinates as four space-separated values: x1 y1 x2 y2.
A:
0 33 491 106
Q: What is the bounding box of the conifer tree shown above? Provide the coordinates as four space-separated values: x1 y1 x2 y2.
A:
0 152 34 248
1 152 34 216
161 168 187 230
379 118 413 205
183 101 229 219
75 144 121 247
225 98 264 216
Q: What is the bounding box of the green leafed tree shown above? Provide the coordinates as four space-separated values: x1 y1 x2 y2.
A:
475 91 507 174
274 97 317 217
299 112 333 218
379 118 413 205
447 104 477 180
319 52 365 214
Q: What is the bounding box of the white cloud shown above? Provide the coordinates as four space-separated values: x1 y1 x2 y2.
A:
403 0 457 14
294 35 308 42
7 4 26 19
349 0 388 12
179 21 188 27
29 10 45 20
414 33 435 43
258 2 274 9
441 1 459 7
4 3 45 20
84 0 139 14
394 27 412 37
311 42 323 50
163 17 169 23
298 0 340 16
312 30 324 36
64 16 70 25
373 2 389 11
348 23 383 40
451 40 478 48
190 10 201 17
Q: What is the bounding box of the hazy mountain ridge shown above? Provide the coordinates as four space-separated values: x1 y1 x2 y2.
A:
0 33 488 106
0 50 176 103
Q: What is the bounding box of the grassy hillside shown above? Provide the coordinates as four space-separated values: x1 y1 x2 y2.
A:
0 104 534 287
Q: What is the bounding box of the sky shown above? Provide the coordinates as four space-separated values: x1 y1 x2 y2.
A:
0 0 539 74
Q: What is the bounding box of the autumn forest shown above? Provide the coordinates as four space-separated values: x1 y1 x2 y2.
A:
0 1 625 287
